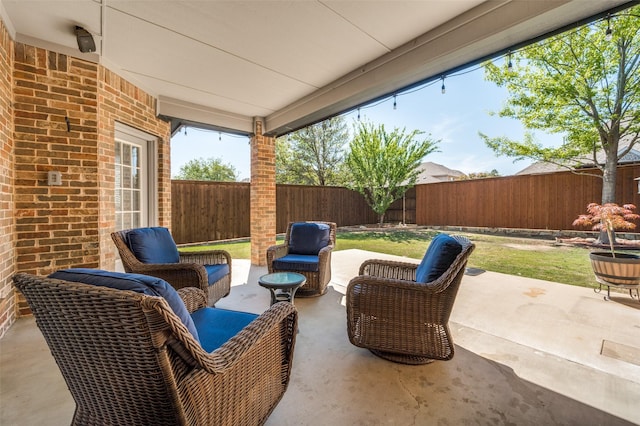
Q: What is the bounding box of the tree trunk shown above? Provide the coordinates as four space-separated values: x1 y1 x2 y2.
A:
598 229 616 246
378 213 385 227
601 155 618 205
597 141 620 245
600 122 620 204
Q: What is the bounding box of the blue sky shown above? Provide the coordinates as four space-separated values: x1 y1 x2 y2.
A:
171 61 564 181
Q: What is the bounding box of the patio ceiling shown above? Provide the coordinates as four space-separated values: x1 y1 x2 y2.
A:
0 0 634 136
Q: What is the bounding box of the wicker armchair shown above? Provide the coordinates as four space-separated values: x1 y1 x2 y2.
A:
267 221 336 297
112 227 231 306
13 272 297 426
346 234 475 365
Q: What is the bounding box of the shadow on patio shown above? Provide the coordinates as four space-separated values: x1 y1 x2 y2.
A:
2 249 639 425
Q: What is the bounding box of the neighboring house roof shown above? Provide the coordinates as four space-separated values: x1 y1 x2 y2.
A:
414 162 466 184
516 141 640 176
516 162 565 175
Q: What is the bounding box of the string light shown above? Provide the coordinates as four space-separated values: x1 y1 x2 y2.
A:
180 126 248 141
345 9 632 121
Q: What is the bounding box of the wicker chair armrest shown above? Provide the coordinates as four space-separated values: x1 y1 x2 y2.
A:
347 274 445 296
179 250 231 266
177 287 207 312
130 263 208 294
317 243 334 261
359 259 419 281
266 244 288 263
195 302 298 373
131 261 204 274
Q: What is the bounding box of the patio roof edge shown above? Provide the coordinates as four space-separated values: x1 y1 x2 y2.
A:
264 0 632 137
157 95 254 136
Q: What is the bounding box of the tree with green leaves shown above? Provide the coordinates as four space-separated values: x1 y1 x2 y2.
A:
174 157 238 181
480 7 640 205
346 120 439 225
463 169 500 180
276 116 351 186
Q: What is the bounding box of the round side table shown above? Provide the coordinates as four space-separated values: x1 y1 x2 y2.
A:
258 272 306 305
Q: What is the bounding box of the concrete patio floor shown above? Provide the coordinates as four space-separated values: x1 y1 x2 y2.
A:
1 249 639 425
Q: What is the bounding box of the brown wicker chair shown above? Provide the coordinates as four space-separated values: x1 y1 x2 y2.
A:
346 234 475 365
267 221 336 297
112 227 231 306
13 272 297 426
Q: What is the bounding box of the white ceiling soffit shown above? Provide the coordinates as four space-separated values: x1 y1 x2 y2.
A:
0 0 634 136
267 0 634 135
2 0 102 61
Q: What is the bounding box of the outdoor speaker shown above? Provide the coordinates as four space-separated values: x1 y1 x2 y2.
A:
75 26 95 53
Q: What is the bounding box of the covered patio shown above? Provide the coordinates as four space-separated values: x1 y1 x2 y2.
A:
1 1 639 424
1 0 635 328
2 249 639 425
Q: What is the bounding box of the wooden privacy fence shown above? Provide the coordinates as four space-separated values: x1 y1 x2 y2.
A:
382 187 416 225
275 184 379 232
415 164 640 231
171 181 250 244
172 164 640 244
171 181 379 244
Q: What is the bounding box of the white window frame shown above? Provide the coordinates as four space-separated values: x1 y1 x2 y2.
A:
114 122 158 229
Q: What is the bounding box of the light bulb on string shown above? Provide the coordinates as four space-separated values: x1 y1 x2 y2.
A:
219 132 222 141
507 51 513 70
393 94 397 110
357 108 361 121
605 14 612 41
441 76 446 94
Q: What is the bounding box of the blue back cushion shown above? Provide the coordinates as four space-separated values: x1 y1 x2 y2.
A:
127 227 180 264
191 307 257 353
288 222 330 255
49 268 200 343
415 234 463 283
273 254 319 272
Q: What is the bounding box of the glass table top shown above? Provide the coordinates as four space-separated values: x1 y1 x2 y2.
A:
259 272 306 286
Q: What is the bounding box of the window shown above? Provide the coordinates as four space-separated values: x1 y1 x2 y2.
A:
114 123 157 230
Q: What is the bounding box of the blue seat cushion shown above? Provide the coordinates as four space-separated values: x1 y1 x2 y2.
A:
126 227 180 264
204 264 230 285
273 254 319 272
288 222 330 255
191 307 258 353
415 234 463 283
49 268 200 343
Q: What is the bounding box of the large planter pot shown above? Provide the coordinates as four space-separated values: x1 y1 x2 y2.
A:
589 251 640 302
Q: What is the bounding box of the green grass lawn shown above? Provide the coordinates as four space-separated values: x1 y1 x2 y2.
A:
180 229 609 288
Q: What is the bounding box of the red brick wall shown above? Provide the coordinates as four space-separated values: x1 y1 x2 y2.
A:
11 44 101 315
250 119 276 265
96 68 171 269
0 18 15 337
3 36 170 319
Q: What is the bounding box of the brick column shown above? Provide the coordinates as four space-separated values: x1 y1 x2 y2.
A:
0 18 15 337
250 119 276 265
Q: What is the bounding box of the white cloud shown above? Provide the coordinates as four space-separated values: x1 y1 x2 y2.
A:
428 114 463 145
